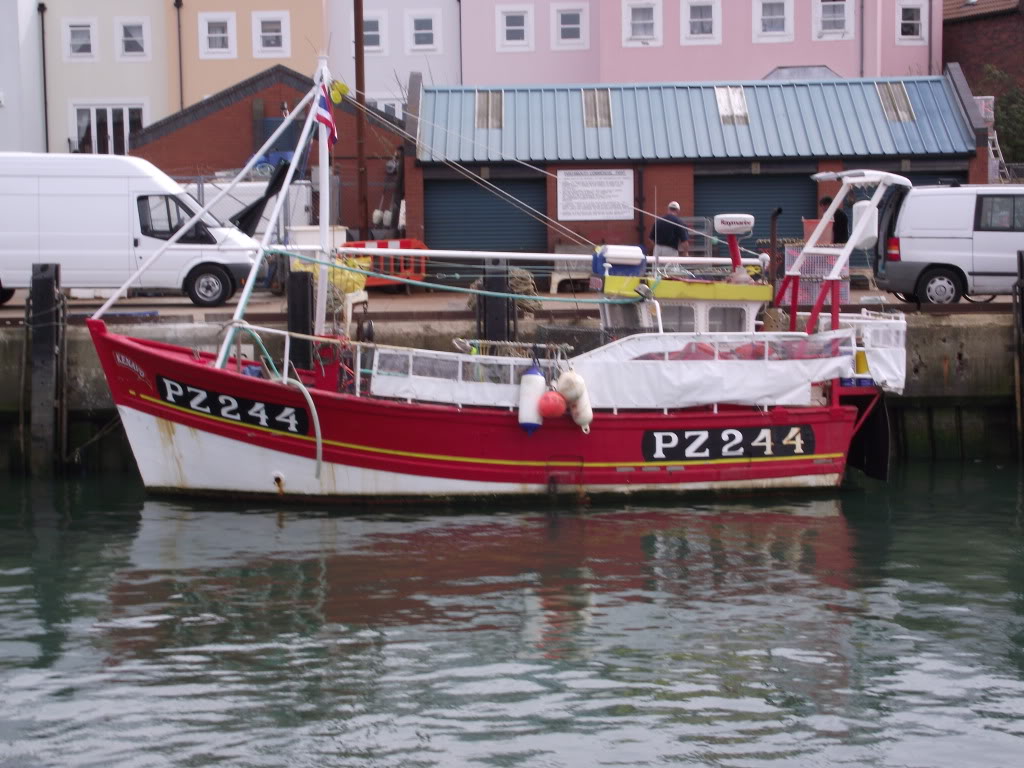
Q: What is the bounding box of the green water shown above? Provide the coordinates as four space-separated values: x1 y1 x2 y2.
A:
2 465 1024 767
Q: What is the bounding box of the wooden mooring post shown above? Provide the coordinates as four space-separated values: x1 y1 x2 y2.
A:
28 263 63 476
286 269 314 370
1014 250 1024 456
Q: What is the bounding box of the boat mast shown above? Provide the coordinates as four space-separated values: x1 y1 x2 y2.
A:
314 3 331 335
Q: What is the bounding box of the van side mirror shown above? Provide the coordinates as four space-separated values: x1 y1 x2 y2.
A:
851 200 878 250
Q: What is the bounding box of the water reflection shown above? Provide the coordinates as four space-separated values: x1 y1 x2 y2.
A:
1 467 1023 767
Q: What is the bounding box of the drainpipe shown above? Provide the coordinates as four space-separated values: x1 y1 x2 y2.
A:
354 0 369 235
174 0 184 110
858 0 865 77
37 3 49 151
927 0 934 75
456 0 464 84
769 207 783 285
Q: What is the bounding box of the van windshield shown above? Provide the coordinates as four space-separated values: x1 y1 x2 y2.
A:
178 194 225 228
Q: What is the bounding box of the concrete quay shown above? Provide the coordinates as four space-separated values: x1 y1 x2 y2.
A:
0 289 1018 471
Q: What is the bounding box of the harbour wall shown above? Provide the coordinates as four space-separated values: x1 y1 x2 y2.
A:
0 310 1017 473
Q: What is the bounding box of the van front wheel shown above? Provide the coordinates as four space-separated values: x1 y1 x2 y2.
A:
185 265 232 307
0 288 14 306
916 268 963 305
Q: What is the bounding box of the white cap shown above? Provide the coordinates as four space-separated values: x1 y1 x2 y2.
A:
668 201 680 210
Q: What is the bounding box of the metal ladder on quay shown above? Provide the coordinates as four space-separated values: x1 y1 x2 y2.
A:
990 130 1011 183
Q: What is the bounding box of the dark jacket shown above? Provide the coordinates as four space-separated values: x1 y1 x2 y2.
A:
650 213 689 249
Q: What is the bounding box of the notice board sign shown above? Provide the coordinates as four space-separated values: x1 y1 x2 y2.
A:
557 169 634 221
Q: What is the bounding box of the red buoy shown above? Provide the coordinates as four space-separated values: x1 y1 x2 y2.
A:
538 390 567 418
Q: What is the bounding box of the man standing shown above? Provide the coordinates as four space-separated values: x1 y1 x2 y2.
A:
820 196 849 244
650 201 689 258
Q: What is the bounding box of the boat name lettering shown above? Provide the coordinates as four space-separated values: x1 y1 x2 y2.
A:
642 426 815 462
157 376 309 435
114 352 147 381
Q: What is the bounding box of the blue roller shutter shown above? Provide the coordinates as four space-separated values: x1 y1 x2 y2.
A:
424 179 548 252
694 174 819 245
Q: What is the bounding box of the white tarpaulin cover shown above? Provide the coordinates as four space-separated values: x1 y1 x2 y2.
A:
368 331 856 409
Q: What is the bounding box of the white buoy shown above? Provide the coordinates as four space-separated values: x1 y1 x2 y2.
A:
518 365 545 434
556 370 592 434
555 370 586 403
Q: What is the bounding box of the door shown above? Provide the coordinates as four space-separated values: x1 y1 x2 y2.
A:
133 190 217 289
73 106 143 154
694 174 818 248
972 194 1024 293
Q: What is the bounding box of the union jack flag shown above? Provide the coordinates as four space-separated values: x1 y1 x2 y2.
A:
315 83 337 146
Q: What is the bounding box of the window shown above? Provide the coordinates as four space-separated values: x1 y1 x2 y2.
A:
681 0 720 45
406 11 440 52
475 92 503 129
821 0 845 32
708 307 746 332
622 0 663 47
814 0 853 39
977 197 1024 232
877 82 915 122
363 13 387 54
582 90 612 128
137 196 215 244
552 4 589 49
72 105 143 155
496 5 534 51
199 13 236 58
715 86 749 126
252 12 290 57
752 0 793 43
897 2 927 44
63 19 97 61
115 17 150 61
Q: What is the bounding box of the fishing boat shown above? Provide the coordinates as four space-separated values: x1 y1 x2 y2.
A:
86 61 907 501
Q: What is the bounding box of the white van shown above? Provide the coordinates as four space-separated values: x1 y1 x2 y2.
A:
0 152 259 307
874 183 1024 303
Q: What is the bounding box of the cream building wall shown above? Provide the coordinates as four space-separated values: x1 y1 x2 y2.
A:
42 0 170 154
172 1 324 108
0 0 46 152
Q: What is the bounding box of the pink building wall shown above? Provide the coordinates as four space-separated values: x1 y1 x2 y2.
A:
462 0 943 86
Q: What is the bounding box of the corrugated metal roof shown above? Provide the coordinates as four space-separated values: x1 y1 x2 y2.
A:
416 77 976 164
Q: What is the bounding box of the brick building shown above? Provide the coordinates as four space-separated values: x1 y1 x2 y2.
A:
129 65 406 231
944 0 1024 98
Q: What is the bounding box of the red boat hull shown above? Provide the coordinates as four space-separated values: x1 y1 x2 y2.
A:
87 319 857 499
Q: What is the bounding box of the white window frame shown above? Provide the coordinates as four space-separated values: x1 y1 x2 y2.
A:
813 0 854 40
496 5 535 52
752 0 793 44
405 10 441 53
199 12 237 59
252 11 291 58
114 17 150 62
362 12 388 55
62 18 98 62
68 100 148 155
552 4 589 50
896 1 928 46
622 0 663 48
680 0 721 46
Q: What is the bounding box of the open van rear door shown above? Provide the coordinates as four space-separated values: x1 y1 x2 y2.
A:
873 185 907 280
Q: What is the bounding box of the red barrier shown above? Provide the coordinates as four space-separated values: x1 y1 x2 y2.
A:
344 238 429 288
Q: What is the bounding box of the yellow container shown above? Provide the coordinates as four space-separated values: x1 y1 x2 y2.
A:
290 255 370 294
855 349 869 374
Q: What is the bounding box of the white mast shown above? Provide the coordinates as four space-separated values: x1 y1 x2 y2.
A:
314 56 331 336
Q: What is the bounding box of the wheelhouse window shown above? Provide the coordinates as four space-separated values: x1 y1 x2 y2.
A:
199 13 236 58
977 197 1024 232
115 17 149 61
252 12 290 57
73 105 143 155
64 20 96 60
708 307 746 332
